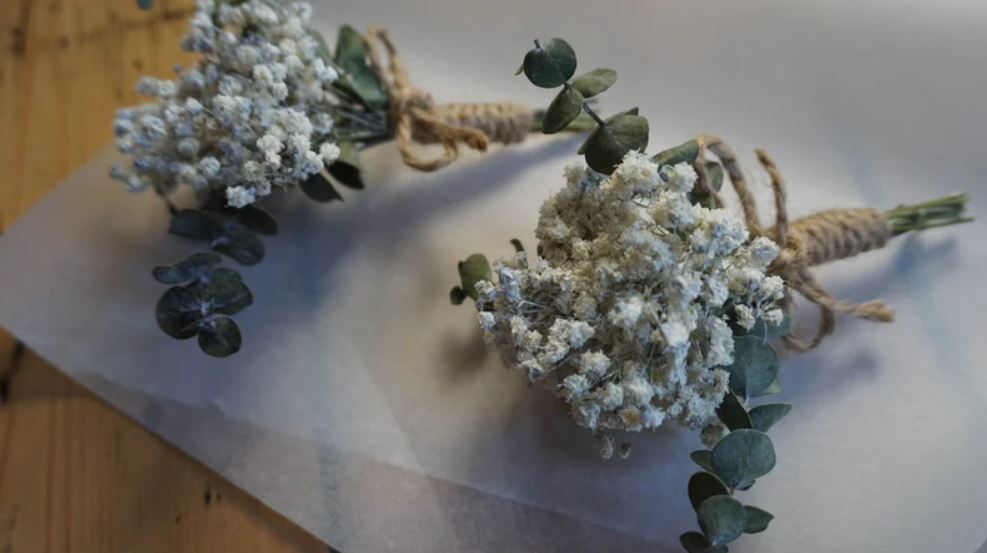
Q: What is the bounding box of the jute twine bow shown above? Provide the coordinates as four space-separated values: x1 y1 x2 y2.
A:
692 134 895 352
362 27 535 172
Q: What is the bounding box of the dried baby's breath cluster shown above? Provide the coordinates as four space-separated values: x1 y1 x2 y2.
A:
111 0 341 208
475 152 784 445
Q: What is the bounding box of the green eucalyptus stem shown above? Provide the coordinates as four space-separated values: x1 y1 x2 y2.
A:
886 192 973 236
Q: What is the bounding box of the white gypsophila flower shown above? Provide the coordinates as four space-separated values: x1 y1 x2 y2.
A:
110 0 339 207
474 151 783 439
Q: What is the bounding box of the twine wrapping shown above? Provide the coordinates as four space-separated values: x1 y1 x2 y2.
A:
363 27 534 172
693 134 895 351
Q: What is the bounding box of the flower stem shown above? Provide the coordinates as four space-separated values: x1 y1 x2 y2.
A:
885 193 973 236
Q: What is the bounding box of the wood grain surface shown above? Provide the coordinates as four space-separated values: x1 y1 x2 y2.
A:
0 1 326 551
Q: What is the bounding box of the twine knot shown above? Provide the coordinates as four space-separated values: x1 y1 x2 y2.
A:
693 135 895 351
363 27 534 172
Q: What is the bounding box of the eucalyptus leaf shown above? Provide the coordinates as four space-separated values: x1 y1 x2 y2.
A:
510 239 525 253
235 205 279 235
680 531 728 553
576 108 638 155
542 86 584 134
200 272 253 315
710 429 776 488
169 209 223 240
688 472 730 511
743 506 774 534
152 252 222 284
522 38 577 88
723 336 780 396
210 267 242 282
697 495 746 545
197 316 242 358
156 286 202 340
652 139 700 167
458 254 493 300
450 287 467 306
705 161 724 192
753 377 783 397
300 172 344 203
690 450 715 473
308 30 333 63
737 480 755 491
748 403 792 433
716 390 753 431
211 222 265 265
327 140 364 189
334 26 387 109
570 68 616 98
583 113 649 174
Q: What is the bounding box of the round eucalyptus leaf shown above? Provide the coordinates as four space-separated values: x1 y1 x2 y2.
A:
197 316 242 358
705 161 724 192
152 252 222 284
753 377 783 397
542 86 584 134
570 68 617 98
716 390 752 432
458 254 493 300
522 38 577 88
710 429 776 488
652 139 700 168
679 531 728 553
723 336 779 396
743 505 774 534
688 472 730 511
697 495 746 545
168 209 223 240
300 172 344 203
236 205 279 235
450 287 467 306
200 272 253 315
576 107 638 155
212 222 265 265
155 286 203 340
748 403 792 433
583 113 649 175
690 450 715 473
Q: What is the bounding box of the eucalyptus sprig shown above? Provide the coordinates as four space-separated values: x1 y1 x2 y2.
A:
681 313 791 552
519 38 648 174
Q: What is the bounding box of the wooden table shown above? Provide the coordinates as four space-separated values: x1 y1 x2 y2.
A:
0 1 325 550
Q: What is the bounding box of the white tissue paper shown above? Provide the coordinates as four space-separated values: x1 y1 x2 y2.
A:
1 0 986 551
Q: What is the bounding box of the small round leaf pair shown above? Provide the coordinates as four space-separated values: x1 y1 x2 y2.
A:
521 38 577 88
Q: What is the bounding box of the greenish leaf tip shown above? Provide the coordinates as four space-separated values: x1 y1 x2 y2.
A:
753 377 783 397
510 239 525 254
522 38 577 88
300 172 345 203
748 403 792 433
169 209 223 241
690 449 715 473
688 472 730 511
723 336 780 396
680 531 728 553
697 495 746 545
570 68 617 98
653 139 700 167
710 429 776 488
458 254 493 300
716 390 752 432
542 86 584 134
743 505 774 534
450 287 467 305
